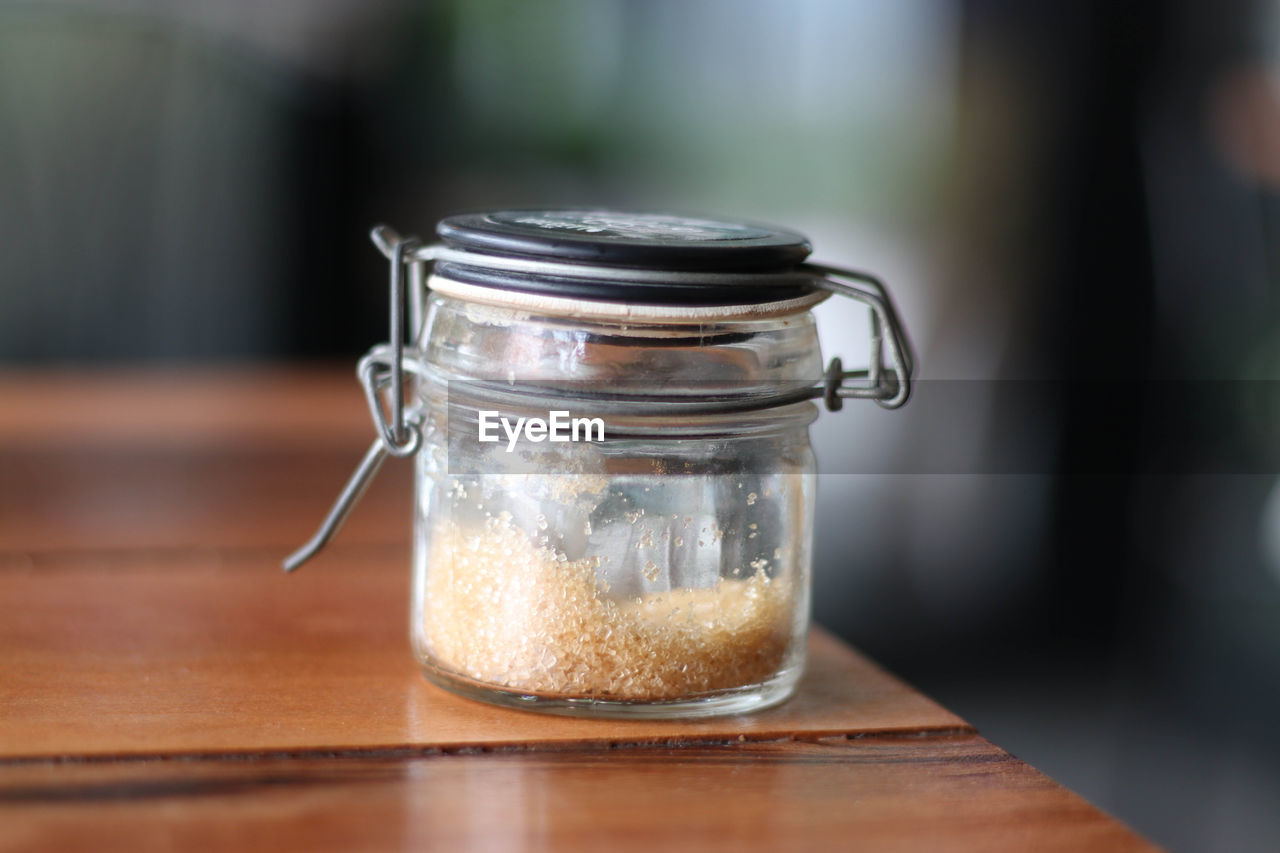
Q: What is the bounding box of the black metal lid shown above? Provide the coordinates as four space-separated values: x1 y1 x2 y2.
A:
434 209 816 305
439 210 812 269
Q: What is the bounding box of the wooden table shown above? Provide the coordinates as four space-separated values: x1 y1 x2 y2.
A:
0 369 1158 851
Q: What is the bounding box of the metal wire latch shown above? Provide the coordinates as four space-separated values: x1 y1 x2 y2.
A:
805 263 914 411
282 226 427 572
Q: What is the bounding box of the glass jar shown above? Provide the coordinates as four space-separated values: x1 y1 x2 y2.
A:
286 210 913 719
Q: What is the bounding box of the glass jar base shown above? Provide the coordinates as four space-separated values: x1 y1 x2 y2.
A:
418 661 803 720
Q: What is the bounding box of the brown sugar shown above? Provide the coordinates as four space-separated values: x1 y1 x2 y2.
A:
422 512 793 700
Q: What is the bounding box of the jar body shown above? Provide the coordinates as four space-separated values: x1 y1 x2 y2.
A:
409 291 821 717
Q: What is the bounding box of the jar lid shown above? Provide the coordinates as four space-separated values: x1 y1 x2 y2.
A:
434 209 816 306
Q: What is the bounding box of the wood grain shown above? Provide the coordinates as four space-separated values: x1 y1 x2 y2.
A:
0 548 967 759
0 447 412 553
0 737 1158 853
0 368 371 450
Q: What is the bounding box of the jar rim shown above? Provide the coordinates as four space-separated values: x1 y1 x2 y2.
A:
428 269 830 324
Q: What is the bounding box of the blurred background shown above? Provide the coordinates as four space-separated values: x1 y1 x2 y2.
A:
3 1 1280 848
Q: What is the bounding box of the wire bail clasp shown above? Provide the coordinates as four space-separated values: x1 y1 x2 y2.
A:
282 226 428 573
805 263 914 411
364 226 424 457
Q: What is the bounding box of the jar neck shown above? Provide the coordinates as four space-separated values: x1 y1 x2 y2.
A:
416 290 828 417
